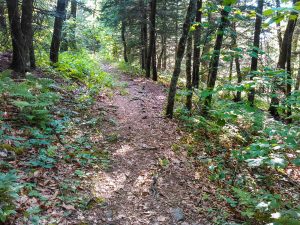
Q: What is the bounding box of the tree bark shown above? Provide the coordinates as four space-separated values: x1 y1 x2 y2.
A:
247 0 264 107
121 21 128 63
186 34 193 111
6 0 27 74
192 0 202 88
166 0 197 118
69 0 77 50
202 6 231 114
146 0 157 79
140 0 147 70
50 0 68 63
21 0 35 69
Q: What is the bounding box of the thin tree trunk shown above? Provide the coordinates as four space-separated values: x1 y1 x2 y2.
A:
140 0 147 70
162 38 167 70
192 0 202 88
121 21 128 63
50 0 68 63
247 0 264 107
157 35 164 70
202 6 231 114
152 33 157 81
6 0 27 74
21 0 35 69
69 0 77 50
166 0 197 118
186 34 193 111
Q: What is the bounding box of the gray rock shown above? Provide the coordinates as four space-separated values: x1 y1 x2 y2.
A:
170 207 185 222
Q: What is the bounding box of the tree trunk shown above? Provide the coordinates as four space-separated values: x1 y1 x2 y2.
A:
69 0 77 50
50 0 68 63
152 33 157 81
140 0 147 70
186 34 193 111
0 3 6 32
121 21 128 63
202 6 231 114
157 35 165 70
6 0 27 74
192 0 202 88
232 22 242 102
21 0 35 69
269 0 299 121
166 0 197 118
247 0 264 107
146 0 157 79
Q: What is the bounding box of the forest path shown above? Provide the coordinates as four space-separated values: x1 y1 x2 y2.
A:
81 63 210 225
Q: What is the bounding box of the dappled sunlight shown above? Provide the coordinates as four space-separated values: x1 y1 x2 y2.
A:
113 144 134 156
92 170 128 199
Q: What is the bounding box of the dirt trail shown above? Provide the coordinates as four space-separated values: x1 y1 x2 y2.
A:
81 63 210 225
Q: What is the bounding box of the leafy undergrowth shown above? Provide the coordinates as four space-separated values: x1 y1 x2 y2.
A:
0 52 119 224
174 98 300 224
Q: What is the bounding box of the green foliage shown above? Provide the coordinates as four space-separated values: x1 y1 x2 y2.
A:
0 71 60 127
0 171 20 222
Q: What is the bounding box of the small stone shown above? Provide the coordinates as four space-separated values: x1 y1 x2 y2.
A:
157 216 167 222
170 208 185 222
0 150 8 158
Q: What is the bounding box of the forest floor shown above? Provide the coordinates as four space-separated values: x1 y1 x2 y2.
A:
74 63 221 225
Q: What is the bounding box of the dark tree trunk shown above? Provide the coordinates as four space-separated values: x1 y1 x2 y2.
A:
146 0 157 79
0 3 6 32
269 0 299 121
121 21 128 63
21 0 35 69
247 0 264 107
192 0 202 88
50 0 68 63
235 57 242 102
162 40 167 71
140 0 147 70
69 0 77 50
152 34 157 81
6 0 27 74
202 6 231 114
157 35 165 70
166 0 197 118
186 34 193 111
231 22 242 102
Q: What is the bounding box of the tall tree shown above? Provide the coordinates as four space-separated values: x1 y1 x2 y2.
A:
166 0 197 118
6 0 27 73
21 0 35 69
121 20 128 63
186 34 193 111
269 0 299 121
69 0 77 50
192 0 202 88
146 0 157 80
247 0 264 107
202 4 232 114
140 0 147 70
50 0 68 63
